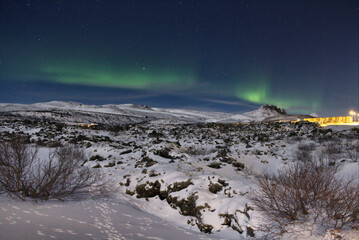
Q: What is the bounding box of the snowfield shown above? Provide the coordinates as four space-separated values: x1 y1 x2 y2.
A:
0 195 225 240
0 102 358 240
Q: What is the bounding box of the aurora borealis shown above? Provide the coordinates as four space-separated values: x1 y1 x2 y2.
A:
0 1 358 116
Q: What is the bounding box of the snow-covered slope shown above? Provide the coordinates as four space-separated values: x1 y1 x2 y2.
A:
212 104 289 123
0 101 293 125
0 105 358 240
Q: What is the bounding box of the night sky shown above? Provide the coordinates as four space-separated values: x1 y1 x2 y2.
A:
0 0 358 116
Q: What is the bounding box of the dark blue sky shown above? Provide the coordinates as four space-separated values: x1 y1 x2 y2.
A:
0 0 358 116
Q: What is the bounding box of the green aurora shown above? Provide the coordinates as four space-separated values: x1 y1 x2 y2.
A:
37 64 321 112
38 65 197 90
6 61 197 91
235 75 321 112
3 61 322 113
0 1 357 116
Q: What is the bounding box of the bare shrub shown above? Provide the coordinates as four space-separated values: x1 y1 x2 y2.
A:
27 145 100 200
315 141 345 166
0 136 38 200
295 142 317 162
322 177 359 229
0 136 101 201
323 142 343 158
297 142 317 151
344 140 359 162
251 159 359 237
295 148 312 162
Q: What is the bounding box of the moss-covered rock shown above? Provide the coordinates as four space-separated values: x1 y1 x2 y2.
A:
92 163 101 168
167 193 200 217
89 155 105 161
104 161 115 167
168 179 193 192
207 162 221 169
125 189 135 196
208 183 223 194
154 148 173 159
135 156 158 168
232 161 245 171
217 179 229 186
135 180 161 198
246 226 255 237
196 223 213 234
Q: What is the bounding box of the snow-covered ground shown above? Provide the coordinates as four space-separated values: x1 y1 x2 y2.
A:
0 195 227 240
0 102 358 239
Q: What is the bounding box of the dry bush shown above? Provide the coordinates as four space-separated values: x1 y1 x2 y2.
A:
251 159 359 237
295 147 313 162
0 136 102 201
297 142 317 151
344 140 359 162
322 177 359 229
322 142 343 160
0 136 38 200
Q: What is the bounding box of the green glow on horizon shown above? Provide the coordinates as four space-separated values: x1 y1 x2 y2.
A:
3 57 323 113
31 64 197 90
235 75 321 113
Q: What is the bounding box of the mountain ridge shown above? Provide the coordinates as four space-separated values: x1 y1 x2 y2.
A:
0 101 311 125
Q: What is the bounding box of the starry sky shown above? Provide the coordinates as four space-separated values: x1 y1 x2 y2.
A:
0 0 358 116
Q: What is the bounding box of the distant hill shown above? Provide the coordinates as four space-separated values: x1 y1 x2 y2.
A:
0 101 312 125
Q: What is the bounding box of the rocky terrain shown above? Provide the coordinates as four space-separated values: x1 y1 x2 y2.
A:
0 102 358 240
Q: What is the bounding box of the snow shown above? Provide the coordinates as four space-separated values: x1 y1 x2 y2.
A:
0 101 285 124
0 101 358 239
310 112 320 118
0 196 224 240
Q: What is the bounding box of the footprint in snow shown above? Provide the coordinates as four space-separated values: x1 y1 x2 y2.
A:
53 228 64 233
33 210 48 217
66 229 76 235
146 237 165 240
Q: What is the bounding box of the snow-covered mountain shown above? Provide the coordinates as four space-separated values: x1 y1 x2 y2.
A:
215 104 289 123
0 101 305 125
